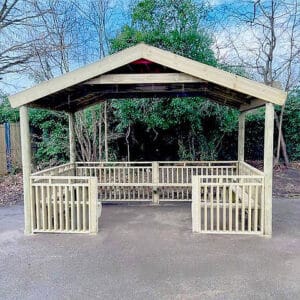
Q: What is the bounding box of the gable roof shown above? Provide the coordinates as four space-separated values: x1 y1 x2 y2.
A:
8 43 287 112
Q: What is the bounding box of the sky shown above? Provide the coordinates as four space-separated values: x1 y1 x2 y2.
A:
1 0 298 96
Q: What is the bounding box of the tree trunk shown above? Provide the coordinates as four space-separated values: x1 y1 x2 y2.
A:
99 104 103 161
104 101 108 161
126 126 131 162
274 111 289 166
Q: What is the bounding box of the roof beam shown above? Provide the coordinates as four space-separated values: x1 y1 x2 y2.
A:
239 99 266 112
85 73 205 85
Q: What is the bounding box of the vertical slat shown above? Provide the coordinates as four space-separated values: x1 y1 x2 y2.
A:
235 185 239 232
204 185 207 231
242 184 245 232
47 185 51 230
254 185 258 232
53 185 58 230
65 185 70 231
31 184 36 231
260 183 265 234
210 186 214 231
35 185 40 230
76 186 81 231
59 186 63 231
223 184 226 231
71 185 75 230
83 186 87 231
41 186 46 230
216 185 220 231
229 185 232 231
248 185 252 232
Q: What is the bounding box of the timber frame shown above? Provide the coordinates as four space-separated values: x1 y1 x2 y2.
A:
8 43 287 237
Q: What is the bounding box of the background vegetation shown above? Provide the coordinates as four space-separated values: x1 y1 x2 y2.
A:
0 0 299 167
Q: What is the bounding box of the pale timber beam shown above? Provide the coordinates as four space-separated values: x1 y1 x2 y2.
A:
68 112 76 163
238 111 246 161
264 103 274 237
20 105 32 235
85 73 204 85
239 99 266 112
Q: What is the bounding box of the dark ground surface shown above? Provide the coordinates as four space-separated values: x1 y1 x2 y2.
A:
0 164 299 299
273 167 300 196
0 199 300 299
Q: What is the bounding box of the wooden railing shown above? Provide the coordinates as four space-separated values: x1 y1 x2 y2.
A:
30 175 99 234
29 160 264 235
238 161 264 176
75 161 239 203
192 163 265 235
32 162 76 176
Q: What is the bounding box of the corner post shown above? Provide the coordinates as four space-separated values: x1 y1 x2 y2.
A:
20 106 32 235
152 162 159 204
89 177 99 234
264 103 274 237
68 112 76 163
238 111 246 162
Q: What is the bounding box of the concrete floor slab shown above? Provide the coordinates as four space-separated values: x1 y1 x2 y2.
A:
0 198 300 299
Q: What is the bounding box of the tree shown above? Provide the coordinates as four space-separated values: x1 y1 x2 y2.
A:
109 0 239 161
0 0 49 82
212 0 300 165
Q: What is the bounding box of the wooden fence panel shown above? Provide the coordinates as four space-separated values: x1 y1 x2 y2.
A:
0 125 7 175
30 176 99 234
192 175 264 235
0 123 21 175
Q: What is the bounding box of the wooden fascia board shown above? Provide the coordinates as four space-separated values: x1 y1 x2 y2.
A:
140 44 287 106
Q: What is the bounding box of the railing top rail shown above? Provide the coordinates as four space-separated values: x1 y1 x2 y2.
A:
75 161 153 165
75 161 238 167
31 162 75 176
30 175 96 180
239 161 264 176
76 166 152 169
193 175 264 179
158 161 238 164
159 165 237 169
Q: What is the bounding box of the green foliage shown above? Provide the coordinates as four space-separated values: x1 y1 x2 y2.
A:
283 89 300 161
0 1 299 165
110 0 234 160
0 97 19 123
111 0 216 66
29 109 69 166
0 96 69 167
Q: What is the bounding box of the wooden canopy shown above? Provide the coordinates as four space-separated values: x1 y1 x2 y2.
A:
9 43 287 112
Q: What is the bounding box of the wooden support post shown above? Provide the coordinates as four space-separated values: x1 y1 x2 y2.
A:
20 106 32 235
152 162 159 204
89 177 98 234
68 112 76 163
238 111 246 162
192 176 200 232
264 103 274 237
